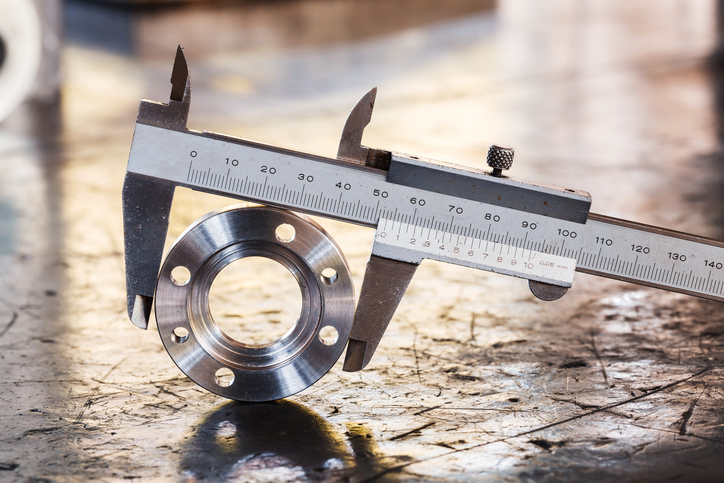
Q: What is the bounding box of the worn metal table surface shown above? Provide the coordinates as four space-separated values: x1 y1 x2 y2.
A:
3 0 724 481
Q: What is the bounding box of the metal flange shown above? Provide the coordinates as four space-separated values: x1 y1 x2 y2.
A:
154 205 355 402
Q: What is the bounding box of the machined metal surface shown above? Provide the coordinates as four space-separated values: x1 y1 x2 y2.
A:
122 173 175 329
336 87 376 165
126 122 592 274
486 144 514 177
578 213 724 302
137 46 191 132
386 153 590 223
122 46 191 330
343 254 419 372
528 279 569 301
372 217 577 286
154 205 355 401
125 118 724 304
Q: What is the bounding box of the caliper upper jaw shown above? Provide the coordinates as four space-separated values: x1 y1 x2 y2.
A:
123 45 191 329
337 87 376 165
336 87 392 171
137 45 191 132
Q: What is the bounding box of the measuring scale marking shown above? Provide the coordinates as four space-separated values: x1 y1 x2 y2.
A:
373 218 576 286
128 123 724 302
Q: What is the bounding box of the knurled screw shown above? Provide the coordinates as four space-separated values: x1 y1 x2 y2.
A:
487 145 514 177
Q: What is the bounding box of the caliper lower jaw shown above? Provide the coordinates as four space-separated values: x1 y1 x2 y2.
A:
122 175 175 329
123 45 190 329
342 252 573 372
343 254 420 372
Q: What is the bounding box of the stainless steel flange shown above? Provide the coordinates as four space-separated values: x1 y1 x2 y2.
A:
154 205 355 401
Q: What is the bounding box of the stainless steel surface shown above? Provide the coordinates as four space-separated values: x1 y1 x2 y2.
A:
577 212 724 302
343 254 418 372
337 87 377 165
486 144 514 177
387 154 591 226
137 45 191 131
155 205 355 401
127 105 724 306
128 122 592 226
125 104 594 332
385 152 592 223
122 45 190 328
126 39 724 401
5 0 724 480
122 172 175 328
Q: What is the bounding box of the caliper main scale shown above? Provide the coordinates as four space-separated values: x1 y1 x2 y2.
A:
123 47 724 401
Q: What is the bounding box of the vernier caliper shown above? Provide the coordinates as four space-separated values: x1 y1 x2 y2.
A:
123 47 724 401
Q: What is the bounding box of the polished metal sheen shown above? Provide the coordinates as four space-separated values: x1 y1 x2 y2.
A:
154 205 355 401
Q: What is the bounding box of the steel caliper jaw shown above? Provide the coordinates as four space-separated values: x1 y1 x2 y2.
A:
335 88 422 372
122 45 190 329
343 254 419 372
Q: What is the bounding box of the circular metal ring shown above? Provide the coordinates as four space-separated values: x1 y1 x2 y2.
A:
155 205 355 402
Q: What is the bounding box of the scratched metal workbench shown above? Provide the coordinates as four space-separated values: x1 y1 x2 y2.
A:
3 0 724 481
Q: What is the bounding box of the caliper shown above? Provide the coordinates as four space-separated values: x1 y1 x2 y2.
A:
123 47 724 401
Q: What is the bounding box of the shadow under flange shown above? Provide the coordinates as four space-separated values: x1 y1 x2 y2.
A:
179 400 403 481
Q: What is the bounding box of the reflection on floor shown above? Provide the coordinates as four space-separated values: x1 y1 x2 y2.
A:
2 0 724 481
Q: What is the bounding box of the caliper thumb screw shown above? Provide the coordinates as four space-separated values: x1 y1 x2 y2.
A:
487 145 514 177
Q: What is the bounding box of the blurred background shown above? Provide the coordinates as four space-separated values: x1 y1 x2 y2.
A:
3 0 724 481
